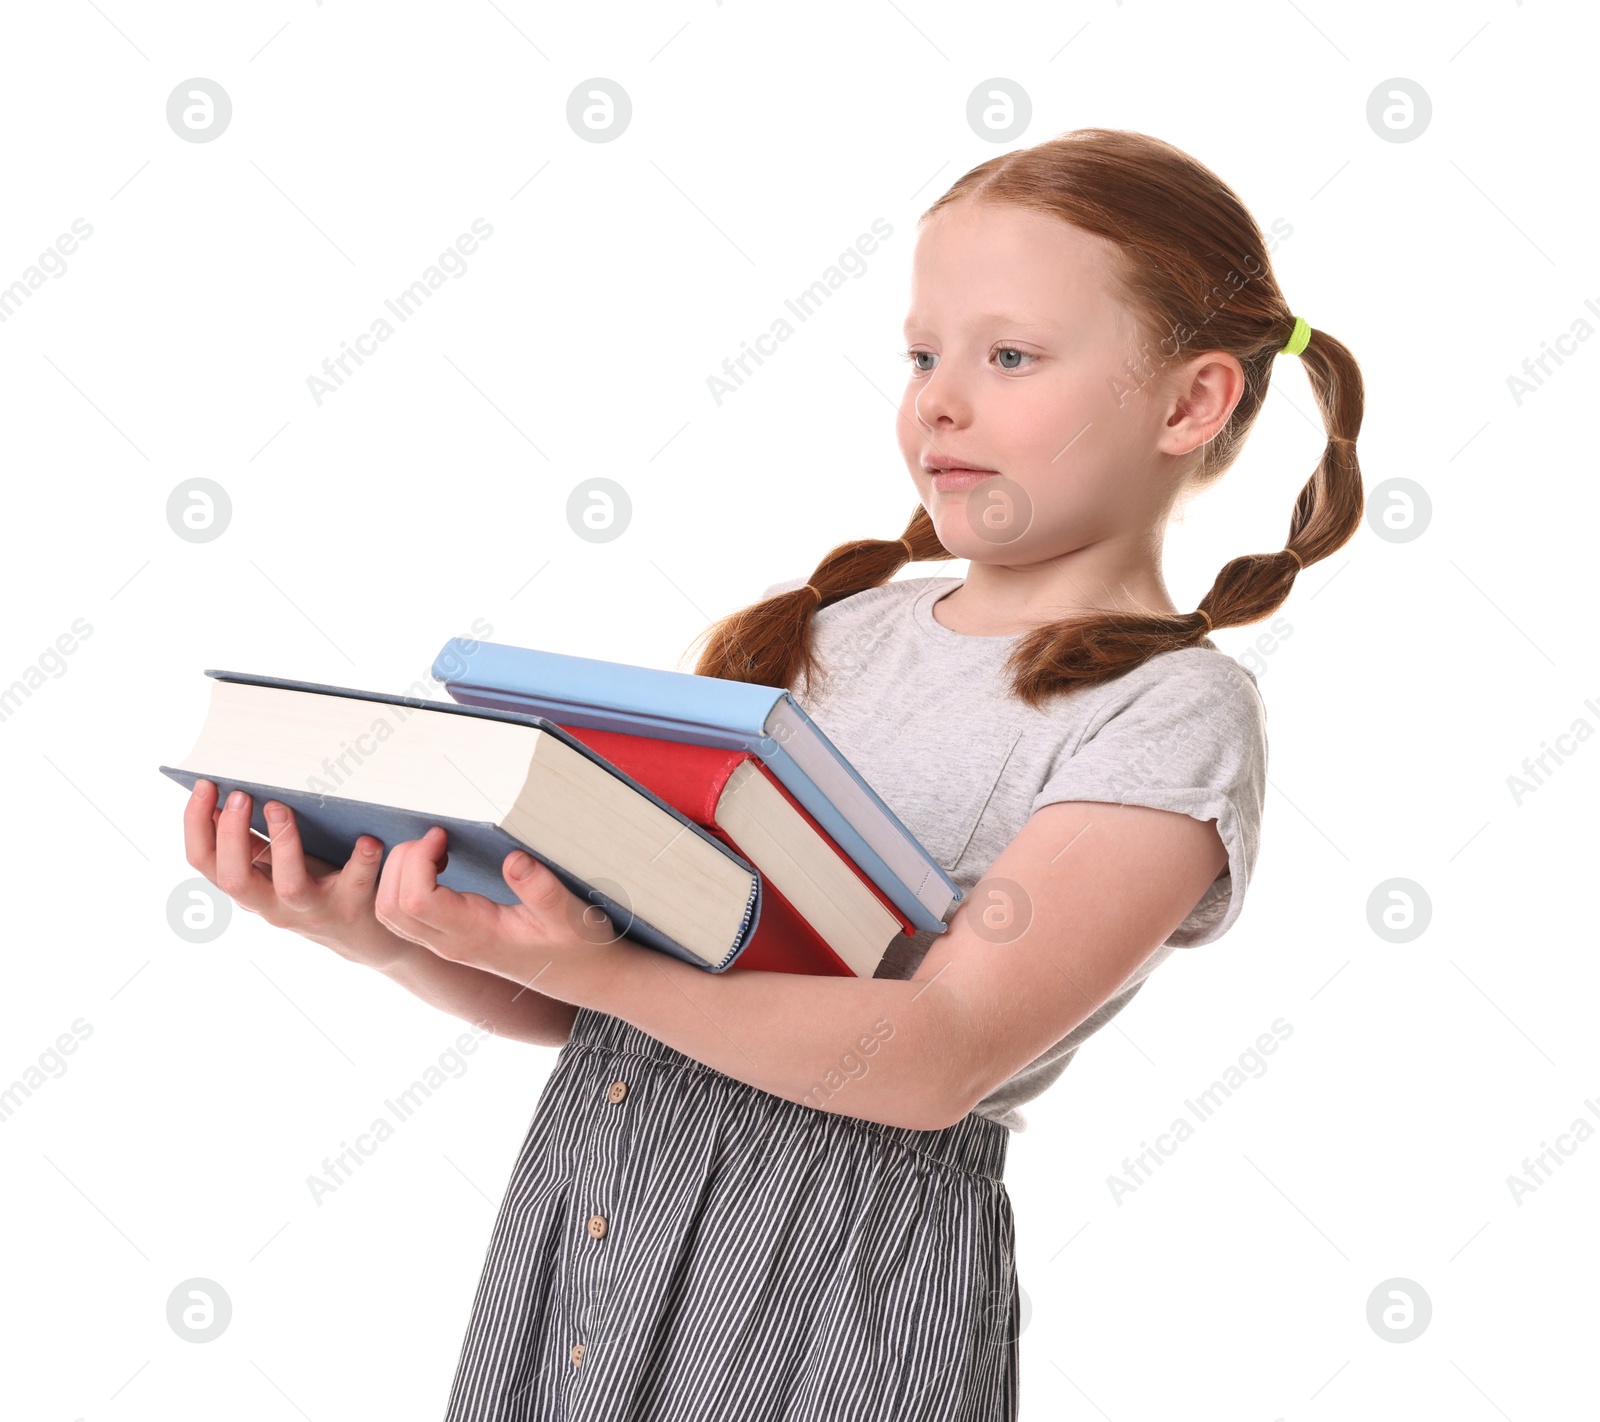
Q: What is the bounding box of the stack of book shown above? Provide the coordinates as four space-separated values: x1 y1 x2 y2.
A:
159 638 963 976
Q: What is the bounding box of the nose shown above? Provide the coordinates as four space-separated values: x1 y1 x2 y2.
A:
911 359 972 432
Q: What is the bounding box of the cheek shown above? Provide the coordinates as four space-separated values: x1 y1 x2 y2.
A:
1093 360 1168 447
895 390 922 454
1013 366 1138 468
994 384 1085 468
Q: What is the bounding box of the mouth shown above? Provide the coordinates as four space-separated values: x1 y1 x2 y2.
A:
923 458 999 490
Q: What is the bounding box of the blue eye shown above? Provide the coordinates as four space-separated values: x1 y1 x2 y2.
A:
902 347 1037 371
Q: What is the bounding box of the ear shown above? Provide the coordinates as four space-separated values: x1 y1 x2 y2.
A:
1157 352 1245 457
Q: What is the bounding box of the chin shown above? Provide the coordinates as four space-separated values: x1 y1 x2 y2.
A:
929 493 1023 549
918 520 985 563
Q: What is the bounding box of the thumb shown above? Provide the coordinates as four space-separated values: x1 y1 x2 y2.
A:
503 849 563 909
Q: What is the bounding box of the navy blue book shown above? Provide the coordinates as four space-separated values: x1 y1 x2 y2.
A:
158 670 763 972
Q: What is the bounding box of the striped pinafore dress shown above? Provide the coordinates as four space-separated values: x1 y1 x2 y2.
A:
441 1004 1019 1421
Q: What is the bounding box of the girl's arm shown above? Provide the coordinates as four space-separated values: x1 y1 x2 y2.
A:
373 800 1228 1131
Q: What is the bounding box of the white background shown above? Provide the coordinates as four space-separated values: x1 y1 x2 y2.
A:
2 1 1595 1418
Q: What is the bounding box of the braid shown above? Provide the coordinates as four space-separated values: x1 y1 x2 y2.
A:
687 507 953 691
1005 322 1363 707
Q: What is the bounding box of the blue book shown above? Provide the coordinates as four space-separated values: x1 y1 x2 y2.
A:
158 670 763 972
431 638 964 934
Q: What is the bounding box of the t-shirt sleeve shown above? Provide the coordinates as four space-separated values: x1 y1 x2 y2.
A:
760 575 808 599
1029 649 1269 947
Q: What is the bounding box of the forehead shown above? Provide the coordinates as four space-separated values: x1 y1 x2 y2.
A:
903 200 1123 331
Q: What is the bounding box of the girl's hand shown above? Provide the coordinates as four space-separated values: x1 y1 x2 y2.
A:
182 778 417 971
374 826 606 987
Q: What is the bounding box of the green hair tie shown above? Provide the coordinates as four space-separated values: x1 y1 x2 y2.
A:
1280 315 1311 356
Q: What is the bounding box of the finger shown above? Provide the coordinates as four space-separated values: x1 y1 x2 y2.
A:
388 830 477 949
213 788 275 909
393 832 517 966
214 802 281 873
375 837 430 943
183 778 221 881
329 832 386 917
260 801 317 911
502 850 567 915
210 799 353 883
504 850 610 948
394 827 459 930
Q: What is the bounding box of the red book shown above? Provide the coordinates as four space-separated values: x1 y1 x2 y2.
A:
556 724 916 978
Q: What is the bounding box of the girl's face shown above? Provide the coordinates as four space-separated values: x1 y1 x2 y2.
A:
897 199 1216 570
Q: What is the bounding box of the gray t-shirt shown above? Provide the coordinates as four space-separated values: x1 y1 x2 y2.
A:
760 574 1269 1132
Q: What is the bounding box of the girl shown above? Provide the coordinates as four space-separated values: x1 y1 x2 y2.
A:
182 127 1362 1420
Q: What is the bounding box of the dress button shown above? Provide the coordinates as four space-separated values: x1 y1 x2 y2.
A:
570 1342 585 1365
607 1080 628 1103
587 1214 608 1239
